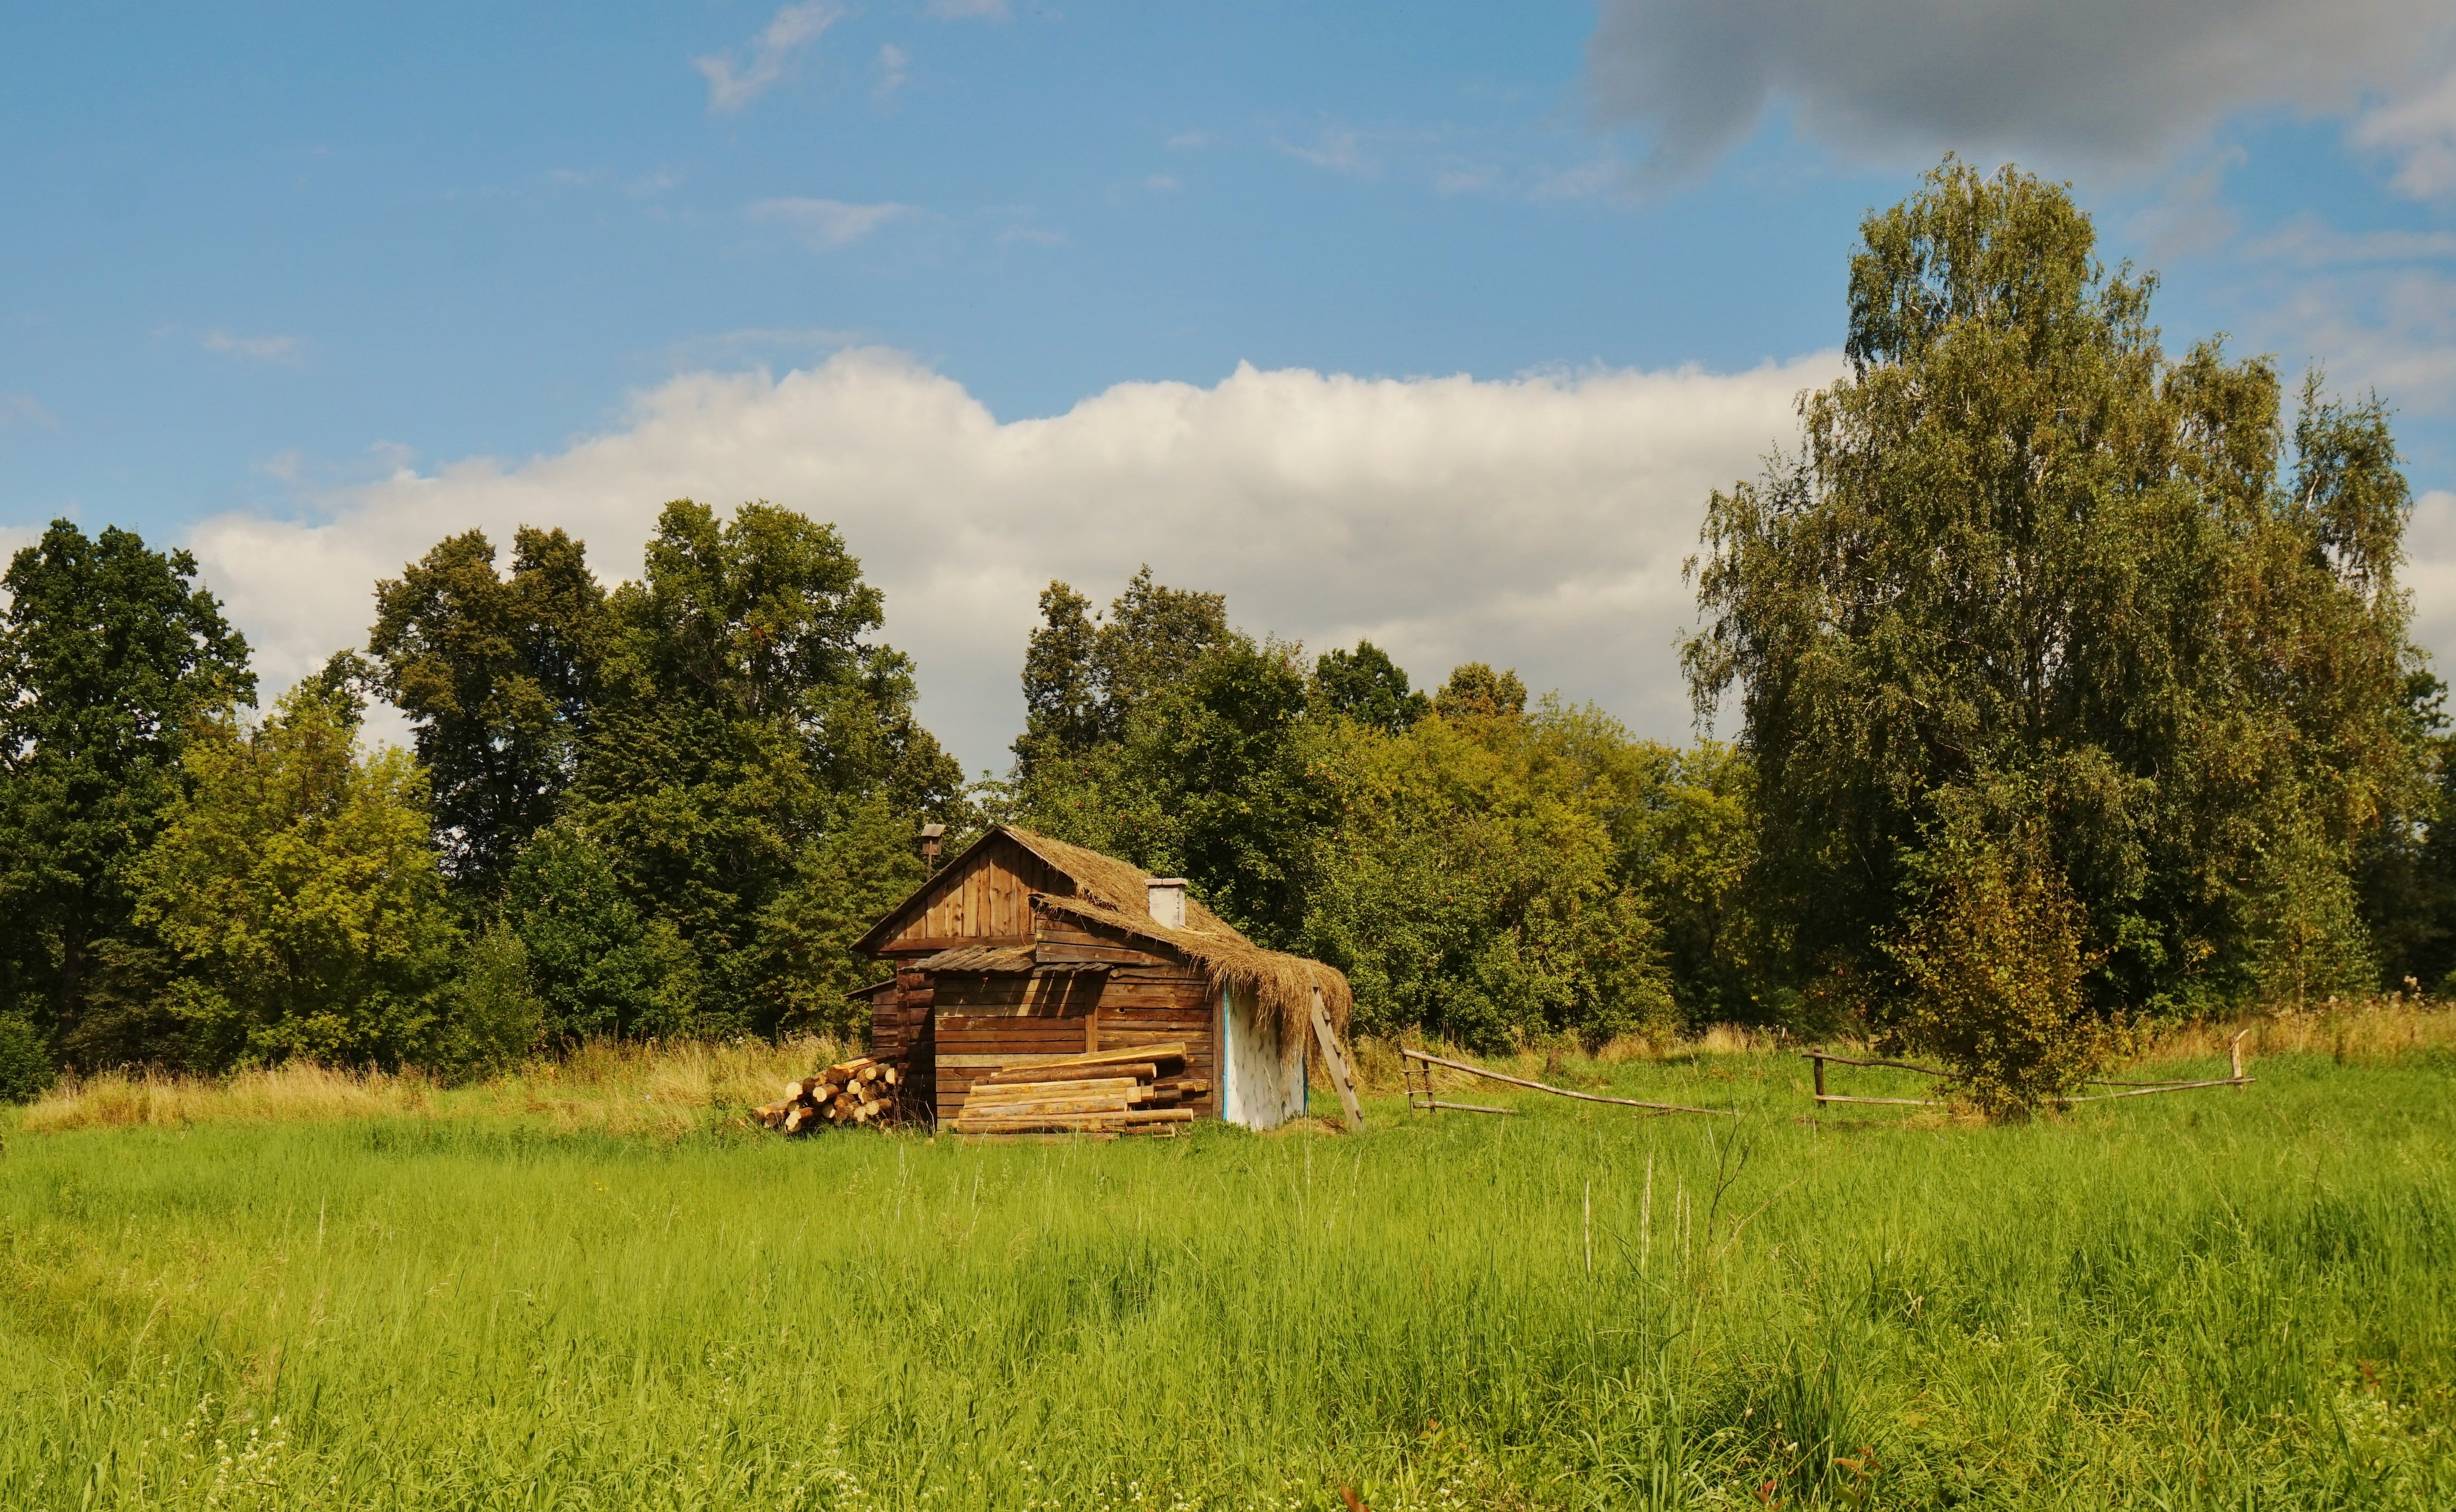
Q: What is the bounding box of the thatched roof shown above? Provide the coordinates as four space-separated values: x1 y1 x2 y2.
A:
998 826 1352 1042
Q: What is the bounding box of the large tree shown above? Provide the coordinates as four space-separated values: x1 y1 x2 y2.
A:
562 500 962 1035
1312 640 1430 734
1685 160 2423 1048
0 521 253 1063
1011 566 1230 774
367 525 609 892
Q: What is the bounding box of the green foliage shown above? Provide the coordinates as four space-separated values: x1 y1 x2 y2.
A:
1687 159 2425 1056
752 796 930 1037
1006 631 1325 941
2353 675 2456 993
1311 639 1429 733
429 925 545 1082
1011 566 1231 773
504 822 677 1044
0 520 253 1062
0 1013 52 1103
1431 660 1527 720
1888 797 2108 1116
1012 580 1100 773
368 526 610 892
559 500 964 1037
1611 741 1778 1028
1005 578 1699 1050
1302 703 1679 1050
132 686 461 1070
349 499 966 1050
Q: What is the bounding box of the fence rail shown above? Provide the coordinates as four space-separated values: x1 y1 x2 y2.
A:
1401 1047 1736 1118
1801 1032 2253 1108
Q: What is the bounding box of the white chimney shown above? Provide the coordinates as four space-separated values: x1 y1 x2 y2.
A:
1145 878 1188 929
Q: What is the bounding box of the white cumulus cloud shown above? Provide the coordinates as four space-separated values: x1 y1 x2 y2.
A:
2405 490 2456 679
695 1 843 114
178 351 1836 773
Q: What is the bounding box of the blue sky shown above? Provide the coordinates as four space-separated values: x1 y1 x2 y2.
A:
6 2 2456 771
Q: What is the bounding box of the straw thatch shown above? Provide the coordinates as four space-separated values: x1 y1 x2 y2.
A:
999 826 1353 1042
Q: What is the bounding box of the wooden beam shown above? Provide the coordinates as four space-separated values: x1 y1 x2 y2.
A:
1402 1047 1734 1116
2052 1076 2254 1103
1310 986 1366 1132
880 936 1037 956
1798 1050 1950 1077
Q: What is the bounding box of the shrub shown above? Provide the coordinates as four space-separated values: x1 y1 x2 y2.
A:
432 927 545 1082
1889 814 2106 1118
0 1013 54 1103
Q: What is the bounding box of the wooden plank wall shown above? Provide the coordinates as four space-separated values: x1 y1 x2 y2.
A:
881 837 1069 953
931 961 1216 1123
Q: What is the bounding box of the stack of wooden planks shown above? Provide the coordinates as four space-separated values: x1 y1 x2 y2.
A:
948 1044 1206 1136
752 1056 900 1134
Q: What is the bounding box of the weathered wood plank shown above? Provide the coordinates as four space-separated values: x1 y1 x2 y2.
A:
1038 943 1174 969
1310 986 1365 1132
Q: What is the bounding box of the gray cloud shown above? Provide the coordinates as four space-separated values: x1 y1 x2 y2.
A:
1586 0 2456 178
2354 73 2456 200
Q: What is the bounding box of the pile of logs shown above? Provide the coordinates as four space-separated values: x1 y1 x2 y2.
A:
952 1043 1204 1136
753 1056 900 1134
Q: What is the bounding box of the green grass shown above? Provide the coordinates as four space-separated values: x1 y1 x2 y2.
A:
3 1042 2452 1510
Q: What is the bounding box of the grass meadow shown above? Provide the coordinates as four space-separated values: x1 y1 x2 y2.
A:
3 1010 2452 1511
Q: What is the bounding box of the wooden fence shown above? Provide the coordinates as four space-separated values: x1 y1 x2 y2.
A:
1804 1031 2254 1108
1401 1047 1735 1118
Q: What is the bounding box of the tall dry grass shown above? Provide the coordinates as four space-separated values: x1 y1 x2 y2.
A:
21 1061 440 1133
14 1034 851 1138
2142 994 2456 1065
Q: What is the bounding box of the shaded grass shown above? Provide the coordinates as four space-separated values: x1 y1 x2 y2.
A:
1 1025 2452 1509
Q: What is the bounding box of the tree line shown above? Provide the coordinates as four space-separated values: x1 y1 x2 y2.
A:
3 159 2447 1109
0 502 962 1095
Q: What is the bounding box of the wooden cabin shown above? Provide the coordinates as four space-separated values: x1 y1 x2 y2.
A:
850 825 1351 1130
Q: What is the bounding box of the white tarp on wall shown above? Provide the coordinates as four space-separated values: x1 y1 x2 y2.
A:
1216 982 1305 1130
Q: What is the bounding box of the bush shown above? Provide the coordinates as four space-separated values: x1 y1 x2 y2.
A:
1889 813 2106 1118
0 1012 53 1103
507 823 673 1043
432 927 545 1083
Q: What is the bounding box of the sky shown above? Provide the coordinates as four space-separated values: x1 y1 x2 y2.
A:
6 1 2456 776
